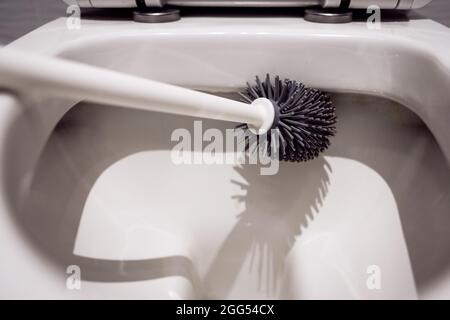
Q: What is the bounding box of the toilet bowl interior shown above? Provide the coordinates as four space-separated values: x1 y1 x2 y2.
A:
1 17 450 299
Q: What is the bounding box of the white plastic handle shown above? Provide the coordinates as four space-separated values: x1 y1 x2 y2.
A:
0 48 274 133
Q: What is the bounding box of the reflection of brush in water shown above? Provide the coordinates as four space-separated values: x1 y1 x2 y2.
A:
204 157 331 298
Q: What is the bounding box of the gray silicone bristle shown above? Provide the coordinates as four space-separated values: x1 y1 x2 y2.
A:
238 74 337 162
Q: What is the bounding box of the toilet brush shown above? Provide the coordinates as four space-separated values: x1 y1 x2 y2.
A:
0 48 336 162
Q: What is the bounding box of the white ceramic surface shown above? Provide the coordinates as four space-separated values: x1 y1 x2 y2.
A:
0 16 450 299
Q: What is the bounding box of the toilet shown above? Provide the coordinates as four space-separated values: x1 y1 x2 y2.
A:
0 7 450 299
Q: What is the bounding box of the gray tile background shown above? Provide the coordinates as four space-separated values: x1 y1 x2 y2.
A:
0 0 449 45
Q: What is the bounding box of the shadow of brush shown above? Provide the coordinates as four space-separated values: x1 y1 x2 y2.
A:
204 156 331 298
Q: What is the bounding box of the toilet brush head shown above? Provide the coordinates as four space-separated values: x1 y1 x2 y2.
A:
237 75 337 162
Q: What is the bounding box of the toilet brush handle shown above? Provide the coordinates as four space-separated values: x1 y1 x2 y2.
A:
0 49 274 133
